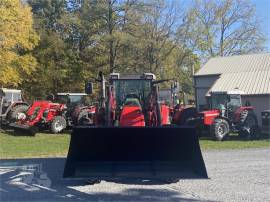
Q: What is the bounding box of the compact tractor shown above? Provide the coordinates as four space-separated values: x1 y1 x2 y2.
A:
10 93 94 135
0 88 28 125
192 90 259 141
63 72 208 183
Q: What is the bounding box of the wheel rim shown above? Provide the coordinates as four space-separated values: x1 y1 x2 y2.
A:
16 112 26 120
217 124 226 137
54 120 64 132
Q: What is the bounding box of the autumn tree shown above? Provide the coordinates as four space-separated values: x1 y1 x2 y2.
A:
0 0 39 87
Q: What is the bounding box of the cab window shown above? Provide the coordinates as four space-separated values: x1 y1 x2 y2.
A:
12 93 22 102
3 92 12 102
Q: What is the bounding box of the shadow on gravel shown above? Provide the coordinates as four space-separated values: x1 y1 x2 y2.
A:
0 158 209 202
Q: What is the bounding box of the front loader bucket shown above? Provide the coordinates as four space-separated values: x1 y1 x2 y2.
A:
9 123 37 136
63 126 208 180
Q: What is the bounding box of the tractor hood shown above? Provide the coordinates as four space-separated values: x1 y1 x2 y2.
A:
198 110 220 125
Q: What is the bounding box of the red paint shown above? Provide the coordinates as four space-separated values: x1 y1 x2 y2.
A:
119 106 145 126
161 104 170 125
199 110 220 125
19 101 65 126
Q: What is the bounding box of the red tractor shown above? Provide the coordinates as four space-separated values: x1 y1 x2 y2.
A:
63 72 208 183
0 88 29 125
10 100 66 135
10 93 95 135
191 91 259 141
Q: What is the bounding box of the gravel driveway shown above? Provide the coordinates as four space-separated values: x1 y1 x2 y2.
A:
0 148 269 202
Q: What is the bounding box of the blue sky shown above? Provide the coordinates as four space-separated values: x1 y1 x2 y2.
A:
179 0 270 51
252 0 270 51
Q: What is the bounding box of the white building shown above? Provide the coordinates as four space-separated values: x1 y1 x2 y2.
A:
194 53 270 126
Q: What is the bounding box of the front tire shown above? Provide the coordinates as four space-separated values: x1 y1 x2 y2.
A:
51 116 67 134
211 118 230 141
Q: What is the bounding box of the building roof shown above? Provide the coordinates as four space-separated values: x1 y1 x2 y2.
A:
195 53 270 76
195 53 270 95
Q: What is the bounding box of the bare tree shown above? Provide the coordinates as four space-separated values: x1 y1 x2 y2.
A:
189 0 265 59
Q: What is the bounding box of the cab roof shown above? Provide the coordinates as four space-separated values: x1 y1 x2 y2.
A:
1 88 21 93
57 93 87 96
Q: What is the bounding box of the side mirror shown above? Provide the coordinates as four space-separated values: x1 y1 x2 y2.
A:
85 82 94 95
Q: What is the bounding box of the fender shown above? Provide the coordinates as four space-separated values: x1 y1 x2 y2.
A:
234 106 256 122
11 101 28 108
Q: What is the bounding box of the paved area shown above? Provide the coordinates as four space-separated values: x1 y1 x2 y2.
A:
0 148 269 201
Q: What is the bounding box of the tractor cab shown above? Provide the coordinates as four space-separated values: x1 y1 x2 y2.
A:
55 93 90 106
208 90 243 119
109 73 155 109
1 89 23 114
109 73 157 126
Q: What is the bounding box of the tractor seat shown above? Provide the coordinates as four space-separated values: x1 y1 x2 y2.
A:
120 98 145 126
123 98 141 108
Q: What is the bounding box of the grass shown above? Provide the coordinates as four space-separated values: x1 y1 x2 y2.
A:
0 130 269 159
0 131 70 159
199 136 270 150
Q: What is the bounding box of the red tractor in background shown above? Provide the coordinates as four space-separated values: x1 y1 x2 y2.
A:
10 93 95 135
190 90 259 141
0 88 29 125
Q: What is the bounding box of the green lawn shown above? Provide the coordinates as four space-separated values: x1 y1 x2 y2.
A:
0 131 269 159
0 131 70 159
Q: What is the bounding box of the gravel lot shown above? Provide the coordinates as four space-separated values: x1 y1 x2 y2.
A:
0 148 269 202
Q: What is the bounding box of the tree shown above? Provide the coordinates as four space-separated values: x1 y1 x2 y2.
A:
0 0 39 87
189 0 265 60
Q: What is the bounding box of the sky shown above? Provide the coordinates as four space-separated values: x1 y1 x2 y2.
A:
179 0 270 51
251 0 270 51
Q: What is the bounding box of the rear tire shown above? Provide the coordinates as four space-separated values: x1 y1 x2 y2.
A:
77 109 94 125
239 112 259 140
211 118 230 141
51 116 66 134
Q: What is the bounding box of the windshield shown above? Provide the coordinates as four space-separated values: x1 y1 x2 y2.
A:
211 94 242 110
13 93 22 102
113 80 151 106
211 94 228 109
3 92 12 102
55 95 88 105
